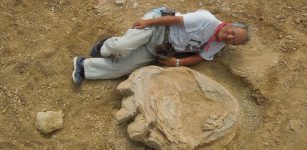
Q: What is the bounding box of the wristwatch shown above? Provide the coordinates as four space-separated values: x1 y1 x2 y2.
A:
175 59 180 67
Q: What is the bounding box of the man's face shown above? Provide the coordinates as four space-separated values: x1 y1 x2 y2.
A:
218 25 248 45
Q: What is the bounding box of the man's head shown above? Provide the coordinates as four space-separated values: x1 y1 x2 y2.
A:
217 22 250 45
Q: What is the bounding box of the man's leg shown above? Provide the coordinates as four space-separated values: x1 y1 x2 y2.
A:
99 28 153 59
84 46 155 79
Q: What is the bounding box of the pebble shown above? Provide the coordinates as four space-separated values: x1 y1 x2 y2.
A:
263 142 270 146
232 14 238 18
286 35 293 40
221 7 231 12
268 127 273 131
115 0 125 6
295 18 301 24
132 2 139 8
289 119 303 131
275 15 283 19
275 138 280 145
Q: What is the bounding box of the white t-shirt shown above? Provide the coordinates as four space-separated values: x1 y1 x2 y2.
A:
169 10 225 60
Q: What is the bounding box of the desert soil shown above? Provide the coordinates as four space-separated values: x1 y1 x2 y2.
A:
0 0 306 149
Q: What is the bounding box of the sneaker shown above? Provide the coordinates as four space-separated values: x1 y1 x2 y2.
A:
90 38 109 57
72 57 85 85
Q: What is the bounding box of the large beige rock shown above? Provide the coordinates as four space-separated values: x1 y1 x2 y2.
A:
36 110 64 134
116 66 240 150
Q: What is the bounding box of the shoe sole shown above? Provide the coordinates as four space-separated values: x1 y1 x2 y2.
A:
72 57 78 83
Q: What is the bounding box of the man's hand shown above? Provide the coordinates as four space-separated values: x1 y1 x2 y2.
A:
132 20 149 29
132 16 183 29
158 57 177 67
159 55 204 67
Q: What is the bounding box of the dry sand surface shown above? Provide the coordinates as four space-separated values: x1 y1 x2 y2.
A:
0 0 306 149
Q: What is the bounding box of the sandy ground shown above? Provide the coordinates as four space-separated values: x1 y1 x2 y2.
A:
0 0 306 149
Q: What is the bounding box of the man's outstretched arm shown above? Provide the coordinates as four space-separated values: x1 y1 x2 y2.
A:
158 55 204 67
132 16 184 29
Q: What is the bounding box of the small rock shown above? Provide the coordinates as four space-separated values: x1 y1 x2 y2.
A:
295 18 301 24
268 127 273 131
162 4 168 7
198 2 203 6
286 35 293 40
232 13 238 18
275 15 283 19
289 119 303 131
263 142 270 146
132 2 139 8
275 138 280 145
115 0 125 6
36 110 64 134
221 7 231 12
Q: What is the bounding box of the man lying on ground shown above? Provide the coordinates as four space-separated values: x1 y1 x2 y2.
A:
72 7 250 85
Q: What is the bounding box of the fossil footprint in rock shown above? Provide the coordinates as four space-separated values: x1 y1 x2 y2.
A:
116 66 240 150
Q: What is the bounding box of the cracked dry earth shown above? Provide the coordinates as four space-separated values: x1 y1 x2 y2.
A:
0 0 307 150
